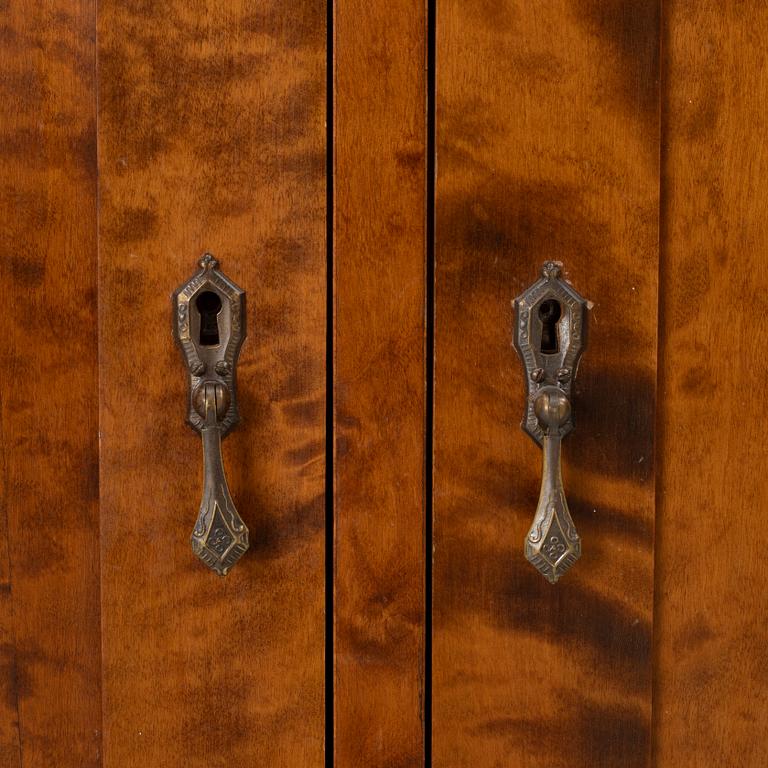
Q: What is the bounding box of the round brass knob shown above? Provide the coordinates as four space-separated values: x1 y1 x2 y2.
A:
533 386 571 431
193 380 231 422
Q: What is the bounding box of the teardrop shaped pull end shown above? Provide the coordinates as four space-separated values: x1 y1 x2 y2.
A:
191 494 249 576
524 494 581 584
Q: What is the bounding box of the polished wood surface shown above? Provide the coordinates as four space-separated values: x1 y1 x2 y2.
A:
333 1 427 765
432 1 660 765
97 0 326 764
654 2 768 764
3 1 768 763
0 0 101 764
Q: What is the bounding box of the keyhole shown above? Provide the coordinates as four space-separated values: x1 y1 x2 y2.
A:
196 290 222 347
538 299 561 354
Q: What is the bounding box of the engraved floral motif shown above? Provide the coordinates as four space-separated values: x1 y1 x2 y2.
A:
199 252 219 270
542 534 566 562
208 526 233 555
541 261 562 280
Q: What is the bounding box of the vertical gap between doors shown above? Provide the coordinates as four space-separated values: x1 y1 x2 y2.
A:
425 0 437 765
650 0 666 762
325 0 334 764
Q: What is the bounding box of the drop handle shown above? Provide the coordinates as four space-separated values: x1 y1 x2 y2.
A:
513 262 589 584
526 388 580 583
173 254 249 575
193 381 248 575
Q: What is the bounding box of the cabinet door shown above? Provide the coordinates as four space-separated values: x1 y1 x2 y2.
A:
97 1 327 764
432 1 768 767
1 0 327 765
433 2 659 764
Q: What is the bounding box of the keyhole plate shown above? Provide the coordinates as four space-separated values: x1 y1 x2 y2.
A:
173 254 246 436
513 261 589 446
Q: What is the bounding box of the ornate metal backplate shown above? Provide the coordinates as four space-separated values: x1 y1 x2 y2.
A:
173 252 245 437
513 260 588 446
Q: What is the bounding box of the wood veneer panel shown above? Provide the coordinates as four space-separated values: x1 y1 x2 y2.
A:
333 0 427 765
0 0 102 763
654 3 768 764
97 1 326 764
433 2 660 765
0 0 101 764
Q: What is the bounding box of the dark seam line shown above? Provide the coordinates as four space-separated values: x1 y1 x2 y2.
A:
650 1 666 764
0 409 23 765
94 0 106 762
425 0 437 765
325 0 334 765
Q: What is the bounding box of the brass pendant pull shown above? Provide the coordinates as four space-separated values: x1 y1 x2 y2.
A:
173 254 248 575
513 262 589 583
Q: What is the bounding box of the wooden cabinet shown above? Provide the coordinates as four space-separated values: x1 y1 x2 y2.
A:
1 1 765 766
